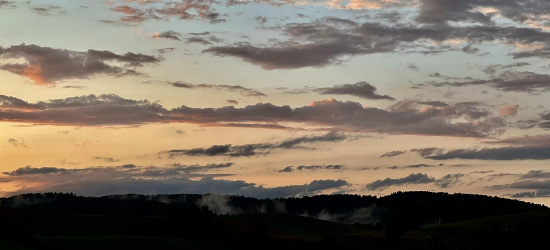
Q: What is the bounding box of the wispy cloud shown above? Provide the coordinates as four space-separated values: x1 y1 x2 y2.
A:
170 81 266 97
161 131 348 158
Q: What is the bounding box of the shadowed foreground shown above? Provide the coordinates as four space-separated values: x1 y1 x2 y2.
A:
0 192 548 249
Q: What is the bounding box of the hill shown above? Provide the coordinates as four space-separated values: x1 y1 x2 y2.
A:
0 191 547 249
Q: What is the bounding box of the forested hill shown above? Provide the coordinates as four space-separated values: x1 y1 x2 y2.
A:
1 191 545 228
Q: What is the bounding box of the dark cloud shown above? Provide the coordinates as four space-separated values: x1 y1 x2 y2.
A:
540 112 550 129
185 37 214 45
280 164 344 172
170 98 505 137
170 81 266 97
1 95 506 137
62 85 86 89
426 145 550 160
0 44 159 85
31 7 51 15
471 170 495 174
2 166 69 176
142 163 234 176
435 173 465 188
461 44 479 54
278 166 294 172
505 191 536 198
416 0 550 27
0 94 167 126
204 16 550 69
407 63 420 71
380 150 406 158
428 71 550 92
227 100 239 105
276 131 347 148
410 147 444 157
512 46 550 59
366 173 436 191
483 62 531 75
366 172 465 190
163 131 348 158
92 157 120 163
484 135 550 147
0 164 346 198
417 101 449 107
2 163 231 178
153 47 176 54
7 138 26 147
520 170 550 179
107 0 224 25
416 0 492 24
493 182 550 195
108 5 160 24
0 1 15 8
237 179 350 199
387 163 442 170
402 163 438 169
316 81 395 100
152 30 181 40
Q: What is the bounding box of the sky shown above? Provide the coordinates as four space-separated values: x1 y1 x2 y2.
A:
0 0 549 204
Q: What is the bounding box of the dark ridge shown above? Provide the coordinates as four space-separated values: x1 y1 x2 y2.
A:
0 191 548 250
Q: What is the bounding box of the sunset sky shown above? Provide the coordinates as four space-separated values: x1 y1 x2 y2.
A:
1 0 549 204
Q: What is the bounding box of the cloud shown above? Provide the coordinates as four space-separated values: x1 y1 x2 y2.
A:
279 164 343 172
0 44 159 85
92 157 120 162
426 145 550 160
142 163 234 176
278 166 294 172
152 30 182 40
416 101 449 107
366 173 436 191
1 163 230 178
520 170 550 179
1 95 507 137
0 164 346 198
185 37 214 45
402 163 439 169
512 46 550 59
410 147 444 157
500 105 519 117
387 163 442 170
315 81 395 100
415 0 550 29
236 179 350 199
204 16 550 69
484 62 531 75
2 166 69 176
107 0 224 25
540 112 550 129
484 135 550 147
505 191 536 198
162 131 348 158
461 44 479 54
0 94 167 126
366 172 466 190
435 173 465 188
380 150 406 158
427 71 550 92
0 1 15 8
170 81 266 97
227 100 239 105
7 138 26 147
